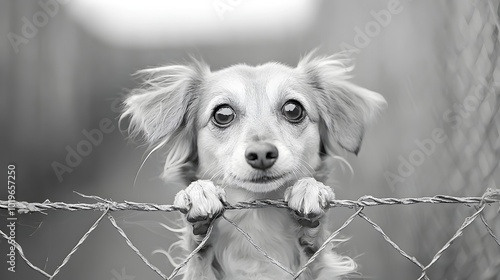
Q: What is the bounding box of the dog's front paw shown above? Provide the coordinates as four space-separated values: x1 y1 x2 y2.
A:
174 180 227 235
284 178 335 228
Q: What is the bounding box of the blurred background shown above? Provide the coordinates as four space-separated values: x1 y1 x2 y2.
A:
1 0 499 279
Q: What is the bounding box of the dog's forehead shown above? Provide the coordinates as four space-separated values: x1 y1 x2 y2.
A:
217 62 294 76
203 63 302 102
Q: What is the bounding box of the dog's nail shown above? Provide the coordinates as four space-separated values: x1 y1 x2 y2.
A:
294 210 303 216
192 220 211 235
298 219 320 228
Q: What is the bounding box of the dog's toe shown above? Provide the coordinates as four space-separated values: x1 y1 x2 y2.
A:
174 180 227 235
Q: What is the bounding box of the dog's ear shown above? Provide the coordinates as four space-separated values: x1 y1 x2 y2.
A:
298 51 386 155
121 60 209 178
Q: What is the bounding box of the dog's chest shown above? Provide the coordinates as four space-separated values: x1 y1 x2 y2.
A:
213 208 302 279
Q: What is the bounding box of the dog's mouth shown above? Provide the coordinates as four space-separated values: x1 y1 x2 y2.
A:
227 172 294 192
229 172 291 185
246 174 286 184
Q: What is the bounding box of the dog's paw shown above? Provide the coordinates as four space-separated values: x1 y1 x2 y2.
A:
174 180 227 235
284 178 335 228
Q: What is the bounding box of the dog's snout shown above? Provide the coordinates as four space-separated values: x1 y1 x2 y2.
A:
245 142 279 170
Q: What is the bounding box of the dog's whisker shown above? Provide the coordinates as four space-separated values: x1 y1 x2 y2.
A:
199 161 219 180
289 166 300 181
293 165 310 179
211 170 225 187
332 155 354 176
293 166 309 182
208 169 219 182
213 169 232 190
134 139 167 188
296 157 316 176
291 162 310 179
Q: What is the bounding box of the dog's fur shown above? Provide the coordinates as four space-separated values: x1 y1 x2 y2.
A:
121 51 386 280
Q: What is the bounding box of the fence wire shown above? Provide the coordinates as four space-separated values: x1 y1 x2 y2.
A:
1 190 499 280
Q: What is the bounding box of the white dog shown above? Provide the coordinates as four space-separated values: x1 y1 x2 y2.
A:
122 51 386 280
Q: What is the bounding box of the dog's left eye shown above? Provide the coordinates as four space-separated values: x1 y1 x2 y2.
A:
212 105 235 127
282 100 305 123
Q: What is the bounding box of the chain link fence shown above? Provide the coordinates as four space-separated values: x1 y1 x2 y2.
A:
1 190 499 279
411 1 500 279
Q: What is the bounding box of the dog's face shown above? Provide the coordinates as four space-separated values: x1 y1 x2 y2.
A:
197 63 323 192
122 52 386 193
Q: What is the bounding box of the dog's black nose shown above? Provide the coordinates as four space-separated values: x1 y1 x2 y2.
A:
245 142 279 170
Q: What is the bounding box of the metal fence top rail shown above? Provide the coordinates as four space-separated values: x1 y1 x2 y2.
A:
1 188 500 214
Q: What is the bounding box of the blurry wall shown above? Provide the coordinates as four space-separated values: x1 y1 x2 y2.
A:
1 1 498 279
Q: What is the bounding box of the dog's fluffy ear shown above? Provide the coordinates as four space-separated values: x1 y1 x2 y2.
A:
121 60 209 178
298 51 386 155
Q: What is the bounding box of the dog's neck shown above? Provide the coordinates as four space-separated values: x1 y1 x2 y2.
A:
223 186 287 204
191 175 294 204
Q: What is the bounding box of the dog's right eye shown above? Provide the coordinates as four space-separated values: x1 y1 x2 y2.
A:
282 100 305 123
212 105 235 127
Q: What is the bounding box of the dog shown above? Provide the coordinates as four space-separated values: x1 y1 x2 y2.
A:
121 51 386 280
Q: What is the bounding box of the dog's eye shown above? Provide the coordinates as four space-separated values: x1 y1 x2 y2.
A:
282 100 305 123
212 105 235 127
